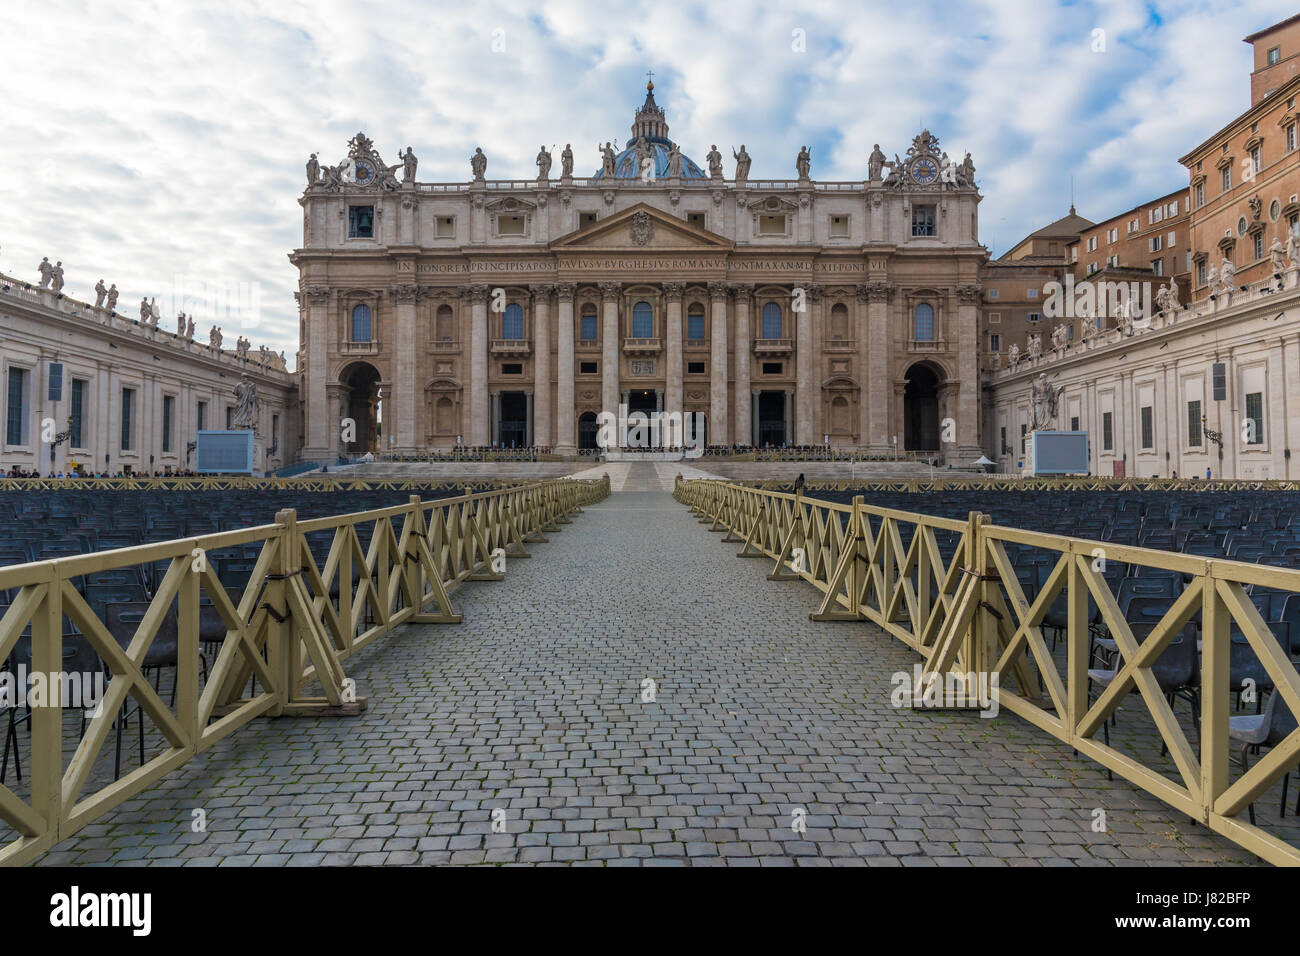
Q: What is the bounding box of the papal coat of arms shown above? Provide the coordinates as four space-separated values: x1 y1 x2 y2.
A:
629 211 654 246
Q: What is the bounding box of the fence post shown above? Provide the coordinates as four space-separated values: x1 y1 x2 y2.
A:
266 508 296 717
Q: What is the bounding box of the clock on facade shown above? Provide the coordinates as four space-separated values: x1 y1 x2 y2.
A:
909 157 939 185
352 159 376 186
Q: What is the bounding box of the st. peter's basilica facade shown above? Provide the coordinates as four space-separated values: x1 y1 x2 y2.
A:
291 82 986 460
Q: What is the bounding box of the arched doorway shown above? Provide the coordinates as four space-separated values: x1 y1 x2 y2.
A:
903 362 942 453
340 361 381 456
578 412 599 450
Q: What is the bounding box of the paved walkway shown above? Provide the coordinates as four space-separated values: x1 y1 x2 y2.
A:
35 466 1255 865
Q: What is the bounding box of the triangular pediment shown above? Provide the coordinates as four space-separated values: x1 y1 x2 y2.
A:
551 202 733 251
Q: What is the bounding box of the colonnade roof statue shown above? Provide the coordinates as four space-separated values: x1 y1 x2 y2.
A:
300 77 979 191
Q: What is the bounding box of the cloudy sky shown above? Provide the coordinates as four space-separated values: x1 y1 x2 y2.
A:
1 0 1292 366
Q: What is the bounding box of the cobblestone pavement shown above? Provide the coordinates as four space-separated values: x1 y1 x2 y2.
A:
34 473 1258 865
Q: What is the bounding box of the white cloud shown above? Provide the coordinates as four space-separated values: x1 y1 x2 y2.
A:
1 0 1295 359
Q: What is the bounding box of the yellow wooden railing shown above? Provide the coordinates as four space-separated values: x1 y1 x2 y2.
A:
675 477 1300 866
0 477 608 865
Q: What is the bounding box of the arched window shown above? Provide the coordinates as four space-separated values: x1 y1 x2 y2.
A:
351 304 372 343
632 300 653 338
686 308 705 341
761 302 782 339
503 303 524 339
913 303 935 342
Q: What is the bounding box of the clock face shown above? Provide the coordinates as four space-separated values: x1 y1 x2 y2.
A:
910 157 939 185
352 159 376 186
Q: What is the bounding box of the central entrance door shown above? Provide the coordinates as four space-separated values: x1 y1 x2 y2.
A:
626 388 658 448
498 391 528 448
758 391 787 446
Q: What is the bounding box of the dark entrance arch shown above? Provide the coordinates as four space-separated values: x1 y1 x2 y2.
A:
903 362 942 453
340 361 382 456
758 391 787 446
578 411 599 450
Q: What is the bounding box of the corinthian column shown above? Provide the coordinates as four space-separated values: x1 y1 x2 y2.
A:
392 282 420 452
954 283 982 460
795 283 815 444
303 286 331 457
663 282 684 443
467 284 489 445
600 281 622 421
532 284 553 448
733 284 754 447
865 281 894 454
555 283 576 454
708 280 730 445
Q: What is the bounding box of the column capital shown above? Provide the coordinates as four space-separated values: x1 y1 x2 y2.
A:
462 284 490 303
803 282 825 302
732 283 755 304
707 280 730 300
955 283 982 303
662 281 686 300
598 280 622 301
530 283 556 300
303 285 332 305
555 282 577 302
864 281 895 303
390 283 421 303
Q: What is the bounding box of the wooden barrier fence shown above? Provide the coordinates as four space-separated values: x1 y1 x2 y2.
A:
0 476 608 865
675 477 1300 866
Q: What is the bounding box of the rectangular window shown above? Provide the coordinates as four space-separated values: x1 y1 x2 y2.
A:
5 367 28 446
829 214 849 237
1289 125 1297 152
436 216 455 238
1167 200 1178 216
197 400 207 432
687 361 706 374
1251 147 1261 174
761 362 783 375
1212 362 1227 401
1128 218 1139 233
1070 246 1078 262
1021 423 1028 455
759 214 787 236
1086 237 1097 252
1151 258 1163 275
987 289 999 299
1222 166 1232 192
1070 416 1080 431
579 212 598 229
226 406 234 429
347 205 374 238
1140 406 1154 449
1194 182 1205 207
990 333 1000 352
1026 288 1038 299
911 205 936 237
1026 312 1041 323
70 378 86 447
1167 231 1177 247
1254 232 1264 261
1000 426 1008 455
162 395 174 453
496 215 525 235
1107 228 1117 243
501 363 523 375
271 414 279 450
686 212 706 229
1198 260 1208 285
1149 235 1163 252
579 361 598 374
1246 392 1264 444
121 387 135 451
1102 411 1113 451
1187 399 1202 447
1269 46 1281 65
580 314 597 341
686 313 705 340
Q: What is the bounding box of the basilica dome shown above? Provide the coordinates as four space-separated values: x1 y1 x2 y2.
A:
592 81 708 180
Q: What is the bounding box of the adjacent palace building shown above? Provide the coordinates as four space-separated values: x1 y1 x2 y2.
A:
291 82 987 460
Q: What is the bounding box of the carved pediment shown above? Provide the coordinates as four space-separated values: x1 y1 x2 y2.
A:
550 202 734 251
485 196 538 214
